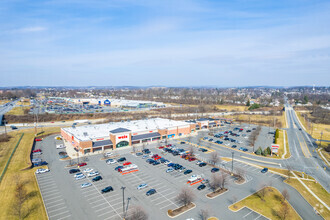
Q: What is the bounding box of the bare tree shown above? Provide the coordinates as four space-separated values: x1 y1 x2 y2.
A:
132 145 137 153
126 206 148 220
257 184 267 201
234 167 246 182
189 145 195 156
209 173 222 192
286 165 292 180
198 208 210 220
278 203 290 220
219 172 229 189
142 143 146 150
281 189 290 203
209 151 219 165
175 187 195 206
11 176 28 219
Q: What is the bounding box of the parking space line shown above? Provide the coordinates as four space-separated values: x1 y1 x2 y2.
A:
56 214 72 220
47 202 65 209
44 192 60 199
84 191 99 197
243 210 253 218
38 179 55 184
158 188 173 194
42 188 58 194
92 202 106 209
45 199 63 205
160 203 177 210
95 206 111 212
44 195 62 202
97 209 114 217
49 210 69 218
87 196 103 201
47 206 67 214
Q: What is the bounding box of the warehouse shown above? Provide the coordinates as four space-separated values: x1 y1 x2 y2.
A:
61 118 221 155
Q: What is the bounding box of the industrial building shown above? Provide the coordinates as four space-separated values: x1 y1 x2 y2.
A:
61 118 223 154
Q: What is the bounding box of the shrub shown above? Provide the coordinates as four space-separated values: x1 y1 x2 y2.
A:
248 103 260 110
263 147 272 156
255 147 263 155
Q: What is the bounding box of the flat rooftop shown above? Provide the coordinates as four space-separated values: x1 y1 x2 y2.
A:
62 118 192 141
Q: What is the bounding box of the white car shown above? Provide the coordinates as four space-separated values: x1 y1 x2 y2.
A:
149 153 154 157
56 144 66 149
74 172 84 178
32 152 42 155
164 160 172 165
105 152 113 157
81 183 92 188
83 168 93 173
225 143 230 146
35 168 49 174
137 183 148 190
196 160 202 165
87 171 99 177
166 168 174 173
75 175 86 180
106 159 116 164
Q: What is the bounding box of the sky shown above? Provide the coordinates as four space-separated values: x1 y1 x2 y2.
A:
1 0 330 87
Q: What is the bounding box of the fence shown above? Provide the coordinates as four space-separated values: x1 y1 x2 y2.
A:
0 133 24 183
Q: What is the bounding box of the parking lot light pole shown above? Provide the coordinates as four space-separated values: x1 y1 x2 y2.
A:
121 186 126 219
231 152 234 175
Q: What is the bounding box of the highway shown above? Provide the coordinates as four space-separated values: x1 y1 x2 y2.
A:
0 100 17 125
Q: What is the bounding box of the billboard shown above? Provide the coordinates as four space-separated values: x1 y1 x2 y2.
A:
271 144 279 153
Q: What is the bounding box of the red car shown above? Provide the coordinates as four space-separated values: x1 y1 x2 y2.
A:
158 146 165 149
33 149 42 153
154 156 161 160
188 157 196 162
35 138 42 142
152 154 159 158
78 162 87 167
123 161 132 166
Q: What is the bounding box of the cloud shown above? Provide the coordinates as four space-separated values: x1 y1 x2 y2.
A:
16 26 47 33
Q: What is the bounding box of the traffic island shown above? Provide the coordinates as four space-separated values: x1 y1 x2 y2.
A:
206 188 228 199
167 203 196 218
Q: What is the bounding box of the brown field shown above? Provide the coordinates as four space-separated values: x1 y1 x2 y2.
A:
0 127 60 220
297 112 330 141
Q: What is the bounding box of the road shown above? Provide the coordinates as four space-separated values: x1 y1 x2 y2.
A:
0 100 17 125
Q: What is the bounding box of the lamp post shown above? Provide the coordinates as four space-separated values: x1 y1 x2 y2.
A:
121 186 126 219
231 152 234 174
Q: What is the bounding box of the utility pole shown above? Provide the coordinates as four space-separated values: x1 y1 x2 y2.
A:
231 152 234 174
319 131 323 148
121 186 126 219
3 119 7 136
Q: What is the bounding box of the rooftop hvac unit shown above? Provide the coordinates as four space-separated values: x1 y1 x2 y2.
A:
83 132 88 136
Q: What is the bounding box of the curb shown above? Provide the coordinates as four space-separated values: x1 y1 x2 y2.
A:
167 202 196 218
205 189 228 199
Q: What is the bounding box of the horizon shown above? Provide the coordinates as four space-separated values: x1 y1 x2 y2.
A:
1 0 330 87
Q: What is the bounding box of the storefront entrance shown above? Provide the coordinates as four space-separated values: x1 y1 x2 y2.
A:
116 141 129 148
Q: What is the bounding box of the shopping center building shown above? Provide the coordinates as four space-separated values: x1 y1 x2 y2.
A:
61 118 224 154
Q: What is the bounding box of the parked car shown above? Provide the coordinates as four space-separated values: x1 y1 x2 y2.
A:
115 166 124 171
211 168 220 173
152 161 160 165
92 176 103 182
69 169 80 174
35 138 42 142
188 157 196 162
56 144 66 149
137 183 148 190
74 172 84 178
142 155 148 159
32 149 41 153
184 169 193 175
166 168 174 173
201 148 208 152
117 157 126 162
105 152 113 157
231 145 237 148
81 183 92 188
146 189 157 196
199 162 207 167
197 184 206 190
101 186 114 194
83 168 93 173
106 159 116 164
35 168 49 174
87 171 99 177
136 152 143 156
261 168 268 173
123 161 132 166
78 162 87 167
75 175 86 180
32 152 42 155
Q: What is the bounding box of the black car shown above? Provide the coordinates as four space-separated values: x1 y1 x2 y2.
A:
231 145 237 148
197 184 206 190
146 189 157 196
211 168 220 173
115 166 124 171
184 169 192 175
69 169 80 174
261 168 268 173
152 161 160 165
117 157 126 162
101 186 113 194
199 162 207 167
208 138 213 142
142 149 150 154
180 141 186 144
136 152 143 156
201 149 208 152
92 176 103 182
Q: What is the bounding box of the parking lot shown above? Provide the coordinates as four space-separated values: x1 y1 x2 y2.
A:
33 131 288 220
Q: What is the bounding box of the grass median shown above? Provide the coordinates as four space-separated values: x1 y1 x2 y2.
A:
0 127 60 220
6 106 31 115
229 187 301 220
